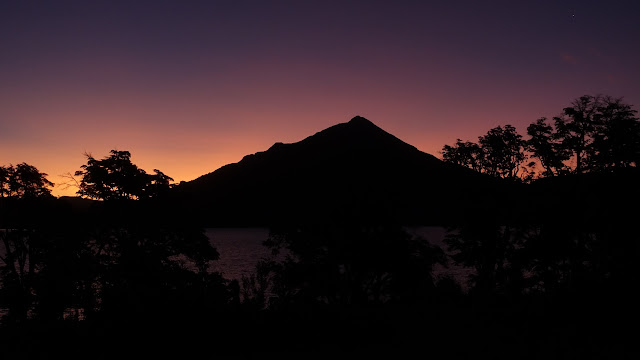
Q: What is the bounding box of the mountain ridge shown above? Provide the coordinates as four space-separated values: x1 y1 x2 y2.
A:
189 115 430 183
174 116 511 227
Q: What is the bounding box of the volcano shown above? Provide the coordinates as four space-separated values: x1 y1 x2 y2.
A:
171 116 512 226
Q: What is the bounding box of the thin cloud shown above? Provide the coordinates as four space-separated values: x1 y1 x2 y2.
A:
560 52 578 65
606 73 622 85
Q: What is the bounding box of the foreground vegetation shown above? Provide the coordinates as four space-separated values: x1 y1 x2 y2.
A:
1 94 639 358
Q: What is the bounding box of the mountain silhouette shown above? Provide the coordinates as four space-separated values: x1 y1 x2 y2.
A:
172 116 515 226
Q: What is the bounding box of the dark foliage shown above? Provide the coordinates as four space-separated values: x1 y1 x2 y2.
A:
2 107 639 358
0 162 54 198
259 221 447 309
75 150 173 200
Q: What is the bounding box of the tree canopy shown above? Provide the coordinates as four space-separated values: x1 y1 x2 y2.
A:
442 125 527 180
442 94 640 180
1 149 232 326
0 163 53 198
74 150 174 200
1 96 638 357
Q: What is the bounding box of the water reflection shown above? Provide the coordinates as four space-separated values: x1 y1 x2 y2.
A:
206 227 272 282
207 226 474 291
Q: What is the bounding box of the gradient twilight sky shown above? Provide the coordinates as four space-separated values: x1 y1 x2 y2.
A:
2 0 639 197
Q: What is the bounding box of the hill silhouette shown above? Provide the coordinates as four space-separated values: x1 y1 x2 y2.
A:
3 117 638 359
172 116 516 227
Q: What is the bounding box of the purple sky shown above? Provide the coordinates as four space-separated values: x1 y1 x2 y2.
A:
1 0 639 196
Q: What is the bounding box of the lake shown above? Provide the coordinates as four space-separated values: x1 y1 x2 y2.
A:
205 227 273 282
206 226 474 291
0 226 472 322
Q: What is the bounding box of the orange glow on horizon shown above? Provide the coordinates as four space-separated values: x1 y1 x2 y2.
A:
2 2 639 198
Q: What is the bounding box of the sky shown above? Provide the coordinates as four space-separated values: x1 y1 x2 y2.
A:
1 0 639 197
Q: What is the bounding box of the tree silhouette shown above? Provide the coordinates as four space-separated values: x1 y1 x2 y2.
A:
75 150 173 200
0 228 39 322
553 95 602 174
443 95 639 180
0 163 54 198
441 125 526 180
553 94 639 174
588 96 640 170
0 151 237 327
479 124 526 179
0 163 55 321
0 200 75 323
441 139 483 172
0 165 9 197
526 117 571 177
444 222 529 300
67 150 231 320
259 223 446 308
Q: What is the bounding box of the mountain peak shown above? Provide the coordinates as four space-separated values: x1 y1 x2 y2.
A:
347 115 379 130
349 115 372 124
180 114 503 226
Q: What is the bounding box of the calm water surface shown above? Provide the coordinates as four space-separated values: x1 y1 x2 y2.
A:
206 226 474 290
0 227 471 322
206 227 272 282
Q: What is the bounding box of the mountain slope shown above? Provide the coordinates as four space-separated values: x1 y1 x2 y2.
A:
172 116 513 226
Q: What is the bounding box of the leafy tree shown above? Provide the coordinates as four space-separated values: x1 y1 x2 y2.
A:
526 117 571 177
0 166 9 197
553 95 603 174
70 150 236 320
587 96 640 170
444 223 528 299
0 210 77 323
86 219 225 319
1 150 236 324
549 95 639 173
479 125 526 179
0 228 39 322
442 125 526 180
0 163 54 198
259 223 446 307
442 139 483 172
0 163 55 321
75 150 173 200
539 95 640 174
443 95 639 179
